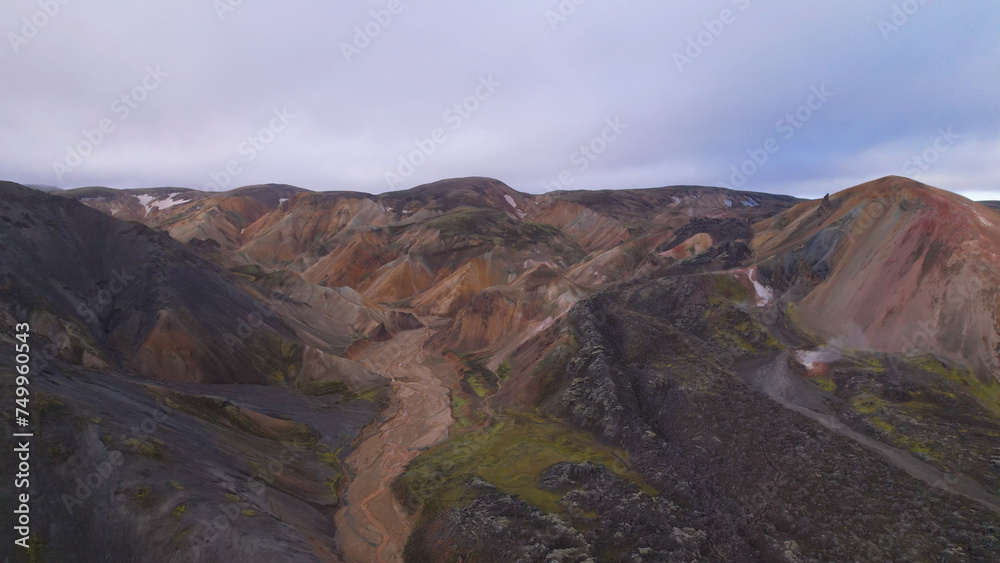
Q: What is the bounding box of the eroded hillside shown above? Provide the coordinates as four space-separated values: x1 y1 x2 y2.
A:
5 176 999 562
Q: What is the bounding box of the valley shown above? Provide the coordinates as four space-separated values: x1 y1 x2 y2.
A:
336 322 455 563
2 175 999 562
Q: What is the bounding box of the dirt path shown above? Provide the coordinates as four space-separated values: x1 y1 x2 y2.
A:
740 352 1000 514
335 325 455 563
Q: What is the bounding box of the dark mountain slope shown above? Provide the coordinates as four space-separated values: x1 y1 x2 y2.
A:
0 181 357 384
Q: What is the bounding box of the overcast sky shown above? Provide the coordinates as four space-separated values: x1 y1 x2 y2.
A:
2 1 998 200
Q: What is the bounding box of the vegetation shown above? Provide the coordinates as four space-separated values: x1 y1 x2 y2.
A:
914 356 1000 416
424 208 559 249
395 414 651 517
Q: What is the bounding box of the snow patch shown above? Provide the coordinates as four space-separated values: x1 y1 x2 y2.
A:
134 195 158 216
977 212 993 227
279 198 288 204
724 199 733 208
504 194 517 209
747 266 773 307
134 192 187 216
743 197 759 207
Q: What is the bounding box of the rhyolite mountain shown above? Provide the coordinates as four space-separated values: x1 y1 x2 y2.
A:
1 176 998 562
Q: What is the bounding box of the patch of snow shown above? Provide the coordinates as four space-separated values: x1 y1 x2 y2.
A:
154 193 186 210
977 212 993 227
724 199 733 208
747 266 773 307
516 209 527 219
135 192 187 216
743 197 759 207
134 194 156 216
279 198 289 204
402 209 410 214
504 194 517 209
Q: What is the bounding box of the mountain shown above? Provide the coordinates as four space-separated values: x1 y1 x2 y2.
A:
753 176 1000 380
2 176 999 562
0 182 385 561
25 184 62 192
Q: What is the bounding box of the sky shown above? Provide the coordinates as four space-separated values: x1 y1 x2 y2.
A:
1 0 998 200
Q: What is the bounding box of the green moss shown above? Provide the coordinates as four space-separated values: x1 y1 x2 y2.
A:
153 390 320 444
240 509 257 518
22 534 46 563
852 393 887 415
318 451 340 467
34 392 65 414
868 415 940 460
225 493 240 502
397 414 654 517
496 360 513 380
170 480 185 490
813 378 836 393
354 387 391 409
424 208 559 249
862 356 886 373
913 356 1000 416
466 374 490 398
125 438 167 460
870 417 895 434
171 502 187 518
327 473 342 494
297 379 351 397
450 393 473 429
134 486 151 506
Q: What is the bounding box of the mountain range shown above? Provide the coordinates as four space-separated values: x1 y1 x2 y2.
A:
1 175 998 562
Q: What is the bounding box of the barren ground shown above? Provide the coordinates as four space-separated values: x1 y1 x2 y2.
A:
335 323 456 563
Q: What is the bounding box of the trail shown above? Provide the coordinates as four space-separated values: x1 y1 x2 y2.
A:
335 325 455 563
740 351 1000 514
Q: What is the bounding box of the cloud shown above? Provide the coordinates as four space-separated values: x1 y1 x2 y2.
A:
1 0 998 199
